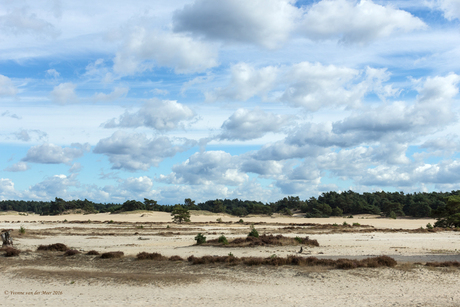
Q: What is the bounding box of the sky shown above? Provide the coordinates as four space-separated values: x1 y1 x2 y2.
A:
1 0 460 205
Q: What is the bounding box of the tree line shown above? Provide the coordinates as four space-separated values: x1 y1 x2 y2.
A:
1 190 459 219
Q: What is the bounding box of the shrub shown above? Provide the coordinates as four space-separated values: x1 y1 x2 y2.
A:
218 235 228 245
343 221 349 226
100 251 124 259
86 250 100 255
332 223 338 226
216 218 223 223
108 220 114 224
352 223 361 226
136 252 166 261
426 223 433 230
389 211 397 219
37 243 69 252
347 215 353 218
4 247 20 257
19 226 25 234
136 225 144 229
195 233 206 245
64 250 80 256
238 219 244 224
169 255 184 261
294 236 302 243
248 225 259 238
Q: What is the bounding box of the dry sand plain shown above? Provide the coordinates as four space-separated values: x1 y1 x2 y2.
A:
1 211 460 306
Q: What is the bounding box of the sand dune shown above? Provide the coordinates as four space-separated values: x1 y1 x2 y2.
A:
1 212 459 306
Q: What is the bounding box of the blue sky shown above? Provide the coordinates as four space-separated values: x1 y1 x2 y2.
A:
1 0 460 204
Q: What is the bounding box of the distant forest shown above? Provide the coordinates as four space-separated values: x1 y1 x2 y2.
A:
1 190 459 219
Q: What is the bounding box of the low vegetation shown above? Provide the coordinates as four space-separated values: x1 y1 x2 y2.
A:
205 234 319 247
187 255 396 269
2 246 21 257
100 251 124 259
64 249 80 256
86 250 100 255
37 243 69 252
136 252 184 261
426 261 460 267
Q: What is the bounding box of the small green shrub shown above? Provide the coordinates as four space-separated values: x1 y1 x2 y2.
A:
343 221 349 226
166 225 170 229
352 223 361 226
238 219 244 223
228 252 234 257
294 236 302 243
19 226 25 234
389 211 397 219
63 219 68 223
426 223 433 230
347 215 353 218
218 235 228 245
195 233 206 245
108 220 114 224
248 225 259 238
332 223 338 226
216 218 223 223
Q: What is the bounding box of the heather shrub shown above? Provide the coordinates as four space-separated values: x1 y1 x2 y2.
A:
19 226 26 234
86 250 100 255
100 251 124 259
64 250 80 256
426 223 433 230
37 243 69 252
137 252 166 261
169 255 184 261
4 247 20 257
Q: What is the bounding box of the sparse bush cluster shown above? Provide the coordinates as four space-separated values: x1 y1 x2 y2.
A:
187 255 396 269
136 252 184 261
37 243 69 252
205 234 319 247
2 247 21 257
100 251 124 259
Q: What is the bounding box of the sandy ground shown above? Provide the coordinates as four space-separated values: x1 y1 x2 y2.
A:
1 211 460 306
